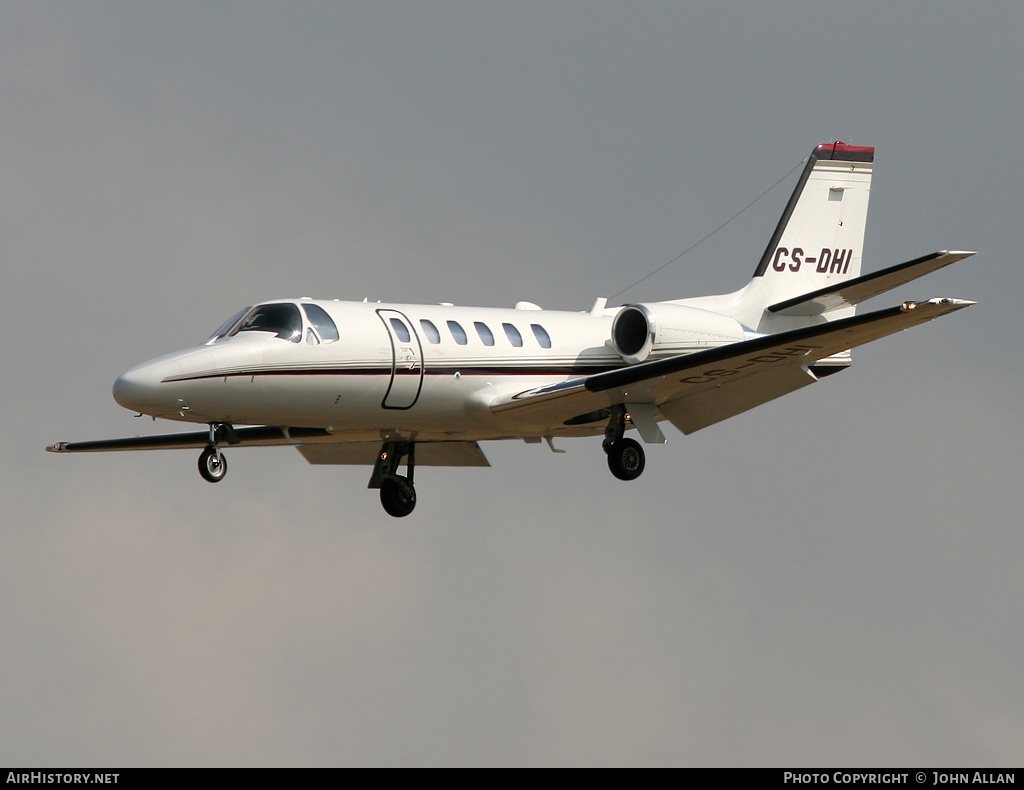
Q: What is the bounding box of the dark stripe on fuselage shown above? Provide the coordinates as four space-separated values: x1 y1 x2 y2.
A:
164 362 627 384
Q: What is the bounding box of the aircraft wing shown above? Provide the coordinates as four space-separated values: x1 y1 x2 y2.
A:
490 298 974 435
768 251 975 316
47 427 490 467
46 425 331 452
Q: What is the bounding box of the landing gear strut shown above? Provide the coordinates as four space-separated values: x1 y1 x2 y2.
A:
370 441 417 517
603 405 645 481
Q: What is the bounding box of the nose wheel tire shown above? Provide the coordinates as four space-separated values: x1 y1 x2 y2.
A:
380 476 417 517
606 438 645 481
198 446 228 483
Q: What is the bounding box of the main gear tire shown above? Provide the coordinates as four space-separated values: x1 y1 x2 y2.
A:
606 438 645 481
380 476 417 517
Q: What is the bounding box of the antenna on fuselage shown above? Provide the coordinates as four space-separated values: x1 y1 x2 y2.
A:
608 155 806 301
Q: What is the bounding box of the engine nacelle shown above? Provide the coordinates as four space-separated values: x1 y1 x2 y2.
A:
610 303 746 365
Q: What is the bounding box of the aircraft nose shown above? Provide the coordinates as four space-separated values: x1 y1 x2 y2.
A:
112 366 157 412
112 358 182 413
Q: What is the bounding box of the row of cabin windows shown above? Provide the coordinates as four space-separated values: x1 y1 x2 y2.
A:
210 303 552 350
406 318 551 349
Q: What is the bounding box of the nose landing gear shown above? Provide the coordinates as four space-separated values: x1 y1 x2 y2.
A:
197 423 238 484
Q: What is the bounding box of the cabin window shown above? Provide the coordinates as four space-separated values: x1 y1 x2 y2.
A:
207 307 250 342
531 323 552 349
302 303 339 343
474 322 495 346
447 320 468 345
232 303 303 343
502 323 523 347
389 317 412 343
420 319 441 344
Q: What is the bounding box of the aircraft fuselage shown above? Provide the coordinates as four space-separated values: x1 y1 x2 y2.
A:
113 299 748 442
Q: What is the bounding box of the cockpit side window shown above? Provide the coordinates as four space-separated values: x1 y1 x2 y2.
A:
231 303 303 343
302 303 340 343
207 307 251 343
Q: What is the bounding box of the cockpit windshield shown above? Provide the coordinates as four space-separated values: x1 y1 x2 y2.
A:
230 303 304 343
207 307 251 343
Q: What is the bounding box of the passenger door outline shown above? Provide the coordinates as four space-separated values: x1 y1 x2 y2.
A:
376 309 424 409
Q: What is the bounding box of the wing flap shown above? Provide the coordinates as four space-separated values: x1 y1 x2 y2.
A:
298 441 490 467
659 363 818 434
768 251 975 316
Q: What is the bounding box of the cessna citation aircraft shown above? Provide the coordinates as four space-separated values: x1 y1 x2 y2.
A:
48 142 975 516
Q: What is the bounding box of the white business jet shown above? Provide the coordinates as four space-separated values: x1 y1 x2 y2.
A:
48 142 975 516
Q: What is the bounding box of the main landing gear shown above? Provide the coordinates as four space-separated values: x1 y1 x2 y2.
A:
603 405 646 481
370 440 417 517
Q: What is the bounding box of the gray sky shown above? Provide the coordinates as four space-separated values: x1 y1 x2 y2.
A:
3 0 1022 766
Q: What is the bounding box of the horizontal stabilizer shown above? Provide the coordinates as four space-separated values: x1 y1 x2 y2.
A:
768 251 975 316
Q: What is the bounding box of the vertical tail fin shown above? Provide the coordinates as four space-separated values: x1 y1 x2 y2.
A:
752 142 874 318
671 142 874 336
